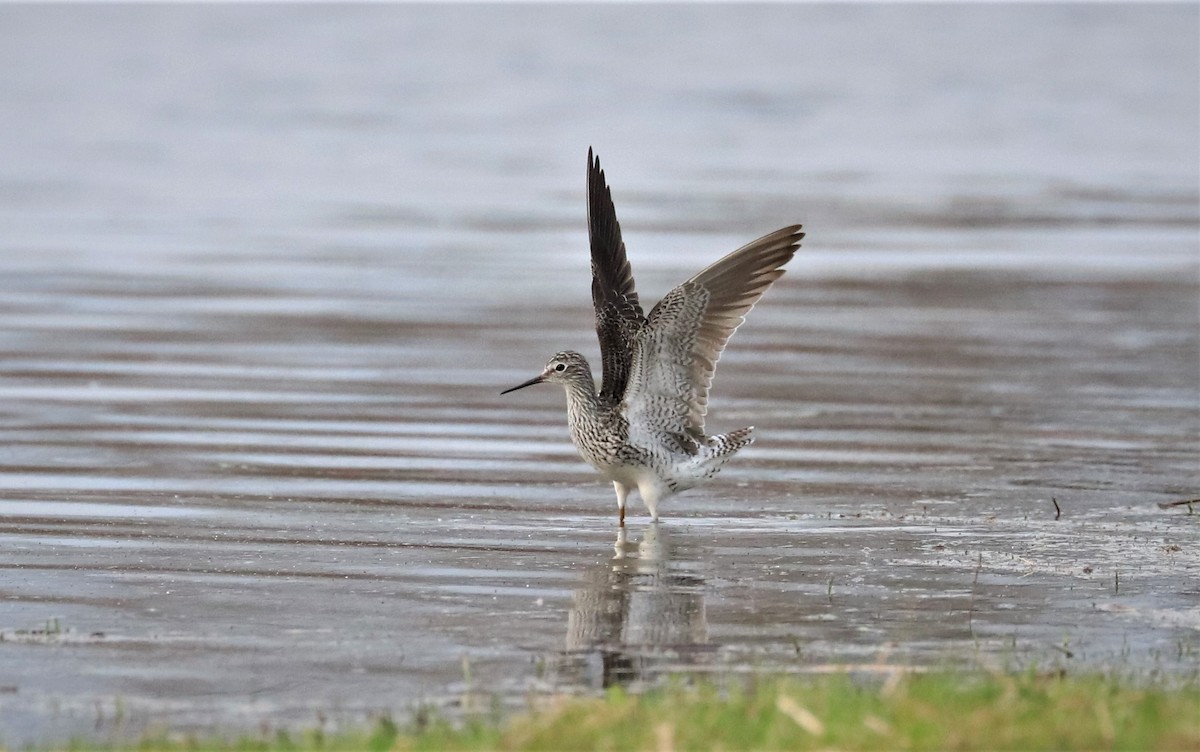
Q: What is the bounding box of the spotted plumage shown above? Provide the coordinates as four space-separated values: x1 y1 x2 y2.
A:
502 149 804 524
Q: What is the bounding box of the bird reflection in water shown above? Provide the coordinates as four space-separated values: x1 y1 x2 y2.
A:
557 523 710 689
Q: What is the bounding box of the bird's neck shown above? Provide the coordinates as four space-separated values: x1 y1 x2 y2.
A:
562 369 600 419
561 368 613 449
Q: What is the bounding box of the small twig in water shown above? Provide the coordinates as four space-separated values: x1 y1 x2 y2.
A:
1051 497 1061 520
1157 497 1198 513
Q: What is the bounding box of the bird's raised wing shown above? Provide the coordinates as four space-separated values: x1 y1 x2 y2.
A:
623 225 804 437
588 148 645 403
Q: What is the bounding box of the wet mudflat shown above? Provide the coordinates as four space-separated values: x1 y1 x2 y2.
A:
1 264 1196 745
1 4 1198 747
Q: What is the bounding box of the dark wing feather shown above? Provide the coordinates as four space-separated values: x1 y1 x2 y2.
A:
588 147 645 403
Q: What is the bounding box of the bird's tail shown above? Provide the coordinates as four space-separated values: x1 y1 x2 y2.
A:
675 427 755 489
711 426 755 458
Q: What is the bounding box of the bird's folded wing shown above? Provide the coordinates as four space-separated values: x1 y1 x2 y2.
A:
588 148 645 403
623 224 804 436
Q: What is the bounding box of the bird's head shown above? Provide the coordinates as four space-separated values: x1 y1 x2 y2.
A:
501 351 591 394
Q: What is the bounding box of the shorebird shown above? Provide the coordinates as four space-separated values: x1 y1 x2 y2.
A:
502 149 803 525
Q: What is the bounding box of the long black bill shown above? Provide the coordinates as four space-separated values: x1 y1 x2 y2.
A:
500 374 545 395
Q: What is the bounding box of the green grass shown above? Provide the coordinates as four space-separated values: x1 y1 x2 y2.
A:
49 671 1200 751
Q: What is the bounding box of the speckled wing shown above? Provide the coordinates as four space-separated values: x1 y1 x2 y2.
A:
588 148 645 404
623 225 804 437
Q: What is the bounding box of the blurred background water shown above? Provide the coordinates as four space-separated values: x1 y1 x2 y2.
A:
0 4 1197 746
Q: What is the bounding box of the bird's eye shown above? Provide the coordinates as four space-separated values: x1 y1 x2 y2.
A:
554 363 566 372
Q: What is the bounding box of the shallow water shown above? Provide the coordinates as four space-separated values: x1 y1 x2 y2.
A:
1 4 1198 746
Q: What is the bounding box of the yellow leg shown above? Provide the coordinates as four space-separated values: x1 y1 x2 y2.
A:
613 481 629 527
